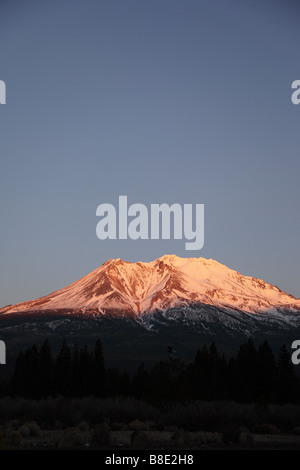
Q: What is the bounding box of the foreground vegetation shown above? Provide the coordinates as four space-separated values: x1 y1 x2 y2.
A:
0 338 300 449
2 338 299 404
1 397 300 449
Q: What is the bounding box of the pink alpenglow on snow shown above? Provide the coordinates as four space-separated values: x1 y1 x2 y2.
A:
1 255 299 316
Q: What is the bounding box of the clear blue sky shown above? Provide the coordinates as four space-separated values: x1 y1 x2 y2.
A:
0 0 299 306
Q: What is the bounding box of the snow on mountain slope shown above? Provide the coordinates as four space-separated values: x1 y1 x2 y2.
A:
1 255 299 316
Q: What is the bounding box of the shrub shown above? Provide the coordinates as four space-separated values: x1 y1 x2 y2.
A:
253 423 280 434
57 428 86 449
4 419 20 435
91 423 110 446
132 431 151 447
18 425 30 437
77 421 89 432
7 431 22 447
26 421 41 436
129 419 149 431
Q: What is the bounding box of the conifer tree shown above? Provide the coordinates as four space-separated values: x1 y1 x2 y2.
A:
38 339 54 398
55 340 72 396
277 344 299 403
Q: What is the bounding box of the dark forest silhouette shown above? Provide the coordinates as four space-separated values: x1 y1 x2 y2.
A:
4 338 300 404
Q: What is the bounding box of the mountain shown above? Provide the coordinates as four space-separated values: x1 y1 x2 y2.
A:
1 255 299 316
1 255 299 371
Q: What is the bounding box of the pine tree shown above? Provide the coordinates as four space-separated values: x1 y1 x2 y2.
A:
193 345 210 400
9 350 25 396
236 338 259 402
55 340 72 396
276 344 300 404
71 343 80 396
25 344 40 398
118 372 132 396
91 339 105 396
257 340 276 403
208 343 228 400
132 362 149 399
38 340 54 398
78 345 92 397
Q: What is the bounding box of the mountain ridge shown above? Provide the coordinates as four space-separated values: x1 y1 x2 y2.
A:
1 255 299 317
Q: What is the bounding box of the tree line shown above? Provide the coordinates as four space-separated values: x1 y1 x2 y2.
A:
4 338 300 404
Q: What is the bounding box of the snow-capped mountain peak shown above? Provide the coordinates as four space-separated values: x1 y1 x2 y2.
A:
1 255 299 316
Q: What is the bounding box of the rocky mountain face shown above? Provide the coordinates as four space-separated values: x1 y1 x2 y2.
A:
1 255 299 317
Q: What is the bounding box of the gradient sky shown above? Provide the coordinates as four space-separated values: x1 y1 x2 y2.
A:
0 0 299 306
